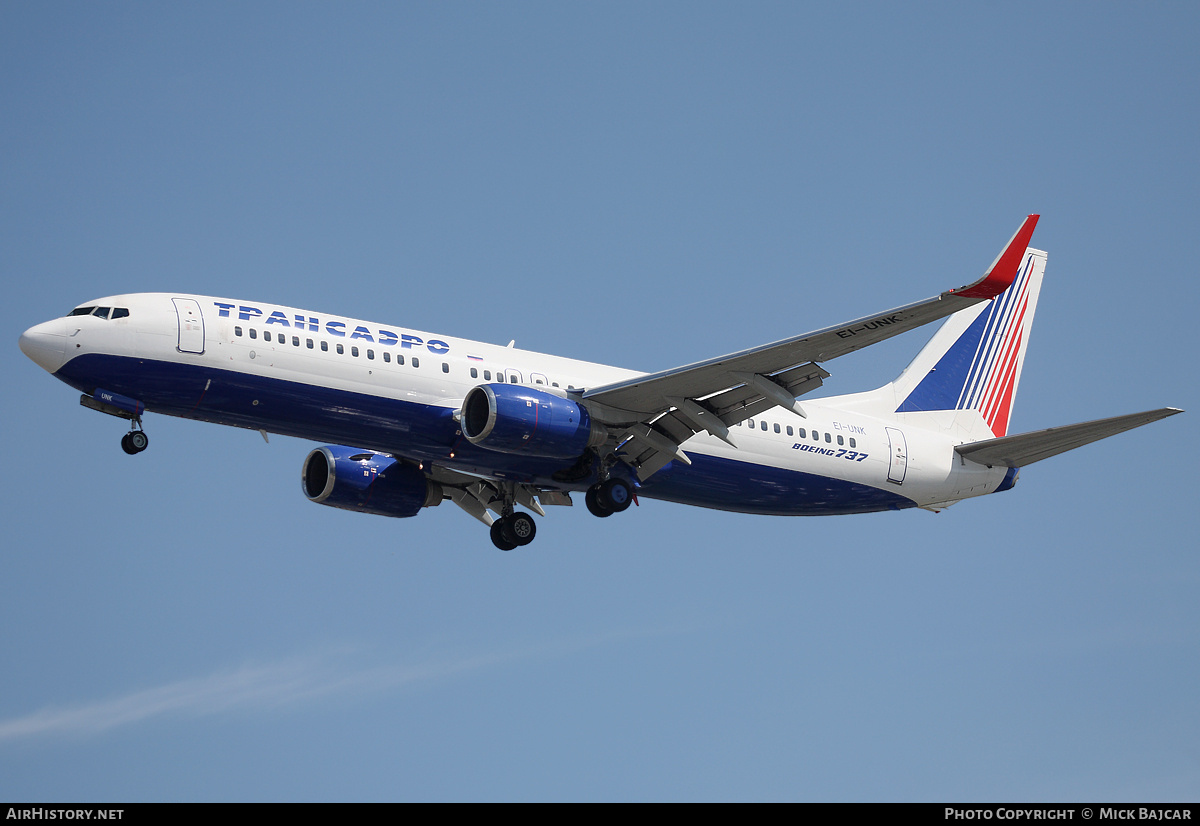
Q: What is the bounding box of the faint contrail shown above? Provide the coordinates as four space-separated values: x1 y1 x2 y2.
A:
0 627 678 741
0 648 496 741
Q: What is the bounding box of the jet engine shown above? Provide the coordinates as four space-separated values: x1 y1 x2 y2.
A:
460 383 606 460
302 446 442 518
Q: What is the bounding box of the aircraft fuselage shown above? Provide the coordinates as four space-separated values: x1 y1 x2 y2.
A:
21 292 1011 518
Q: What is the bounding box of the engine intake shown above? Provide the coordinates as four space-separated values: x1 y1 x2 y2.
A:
460 383 606 460
302 445 442 518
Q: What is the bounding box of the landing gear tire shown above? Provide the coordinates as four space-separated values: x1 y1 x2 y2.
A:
502 512 537 546
490 520 518 551
121 431 148 455
491 513 536 550
598 478 633 513
585 486 613 518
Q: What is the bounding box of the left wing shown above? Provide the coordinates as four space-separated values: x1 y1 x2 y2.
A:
582 215 1040 479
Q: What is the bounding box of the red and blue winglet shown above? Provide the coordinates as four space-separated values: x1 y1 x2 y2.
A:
950 214 1040 299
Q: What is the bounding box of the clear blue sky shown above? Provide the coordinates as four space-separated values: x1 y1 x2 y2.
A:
2 2 1197 801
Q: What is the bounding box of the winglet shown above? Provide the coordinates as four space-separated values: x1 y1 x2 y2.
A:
951 214 1040 299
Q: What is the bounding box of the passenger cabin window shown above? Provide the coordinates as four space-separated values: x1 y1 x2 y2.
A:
470 367 478 379
825 433 832 443
837 435 844 446
442 362 449 373
293 336 300 347
321 340 328 351
849 438 857 448
367 349 374 360
774 423 781 434
351 346 359 357
383 352 391 363
235 326 243 337
483 370 491 381
760 421 768 431
786 426 793 436
306 339 314 349
336 343 344 354
397 355 405 366
412 357 420 368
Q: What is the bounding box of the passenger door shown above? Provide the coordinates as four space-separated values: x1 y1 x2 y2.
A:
172 298 205 354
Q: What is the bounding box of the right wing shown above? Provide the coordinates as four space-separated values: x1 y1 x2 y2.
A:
582 215 1041 479
954 408 1183 468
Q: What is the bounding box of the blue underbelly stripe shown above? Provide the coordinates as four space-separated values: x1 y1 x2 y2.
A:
56 353 915 516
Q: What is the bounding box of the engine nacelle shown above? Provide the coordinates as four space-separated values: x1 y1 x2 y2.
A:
460 383 606 459
301 445 442 518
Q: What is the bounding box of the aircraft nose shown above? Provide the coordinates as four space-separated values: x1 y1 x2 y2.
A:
19 318 68 373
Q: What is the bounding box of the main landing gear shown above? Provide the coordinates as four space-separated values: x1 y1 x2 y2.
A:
483 476 633 551
485 481 539 551
490 511 537 551
120 425 149 455
585 477 633 518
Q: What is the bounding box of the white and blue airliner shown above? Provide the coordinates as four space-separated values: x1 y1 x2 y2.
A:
19 216 1181 549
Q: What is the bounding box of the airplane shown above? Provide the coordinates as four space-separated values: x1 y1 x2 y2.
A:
18 215 1182 550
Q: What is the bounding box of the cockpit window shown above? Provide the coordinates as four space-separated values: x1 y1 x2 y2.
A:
67 306 129 319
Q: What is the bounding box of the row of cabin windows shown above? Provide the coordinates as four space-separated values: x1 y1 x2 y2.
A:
234 326 560 385
467 366 560 388
741 418 857 449
236 325 429 367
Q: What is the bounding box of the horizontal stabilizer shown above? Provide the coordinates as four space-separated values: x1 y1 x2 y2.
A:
954 408 1183 468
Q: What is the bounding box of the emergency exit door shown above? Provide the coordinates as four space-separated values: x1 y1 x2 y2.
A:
885 427 908 485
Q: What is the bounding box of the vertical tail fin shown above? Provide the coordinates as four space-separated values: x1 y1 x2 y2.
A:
892 248 1046 438
829 248 1046 441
